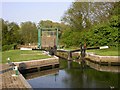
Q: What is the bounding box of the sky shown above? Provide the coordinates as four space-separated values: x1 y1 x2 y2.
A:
1 0 74 25
1 0 118 25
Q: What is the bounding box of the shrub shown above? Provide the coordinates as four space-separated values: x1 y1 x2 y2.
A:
2 43 17 51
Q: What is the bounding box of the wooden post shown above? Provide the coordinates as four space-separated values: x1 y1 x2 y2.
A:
68 51 72 60
80 44 86 68
56 28 59 49
68 51 72 69
81 44 86 58
53 45 57 55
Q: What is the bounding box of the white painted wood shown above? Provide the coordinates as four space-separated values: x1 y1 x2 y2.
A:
20 48 32 50
100 46 109 49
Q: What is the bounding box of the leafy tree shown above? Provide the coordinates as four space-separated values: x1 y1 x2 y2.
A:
82 15 119 47
7 22 20 44
110 2 120 16
39 20 69 40
2 20 19 45
60 2 119 47
1 19 21 50
61 2 114 31
20 21 37 44
39 20 53 28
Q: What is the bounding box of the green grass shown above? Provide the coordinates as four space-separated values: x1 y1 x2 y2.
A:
2 50 51 63
64 47 119 56
87 47 119 56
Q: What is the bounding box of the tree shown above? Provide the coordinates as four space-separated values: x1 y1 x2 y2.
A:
61 2 114 31
1 19 9 46
39 20 53 28
60 2 119 47
20 21 37 44
0 28 1 50
110 2 120 16
1 19 20 46
39 20 69 39
7 22 20 44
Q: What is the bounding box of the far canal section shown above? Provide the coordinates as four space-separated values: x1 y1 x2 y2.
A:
22 59 119 89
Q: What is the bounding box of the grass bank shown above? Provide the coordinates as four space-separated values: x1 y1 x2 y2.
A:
2 50 51 63
64 47 119 56
87 47 119 56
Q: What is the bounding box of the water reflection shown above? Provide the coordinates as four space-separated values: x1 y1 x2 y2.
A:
67 60 72 69
25 59 119 89
24 68 59 80
86 60 120 73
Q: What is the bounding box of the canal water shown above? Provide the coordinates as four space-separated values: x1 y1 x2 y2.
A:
23 59 119 89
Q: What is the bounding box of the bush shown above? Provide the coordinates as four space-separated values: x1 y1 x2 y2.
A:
60 15 119 48
2 44 17 51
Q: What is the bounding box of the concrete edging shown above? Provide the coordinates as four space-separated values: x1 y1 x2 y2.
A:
14 56 59 64
19 73 33 89
13 56 59 89
86 53 120 63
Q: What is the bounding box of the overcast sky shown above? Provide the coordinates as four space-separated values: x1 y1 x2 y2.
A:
1 0 74 25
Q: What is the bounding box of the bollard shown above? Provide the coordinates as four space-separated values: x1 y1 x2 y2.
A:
12 66 19 76
7 57 10 64
14 66 19 75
